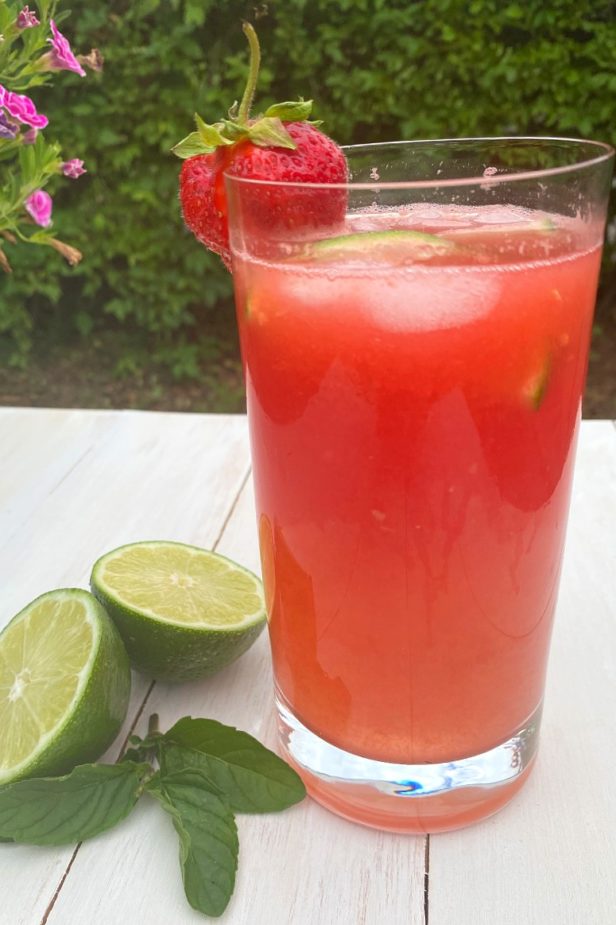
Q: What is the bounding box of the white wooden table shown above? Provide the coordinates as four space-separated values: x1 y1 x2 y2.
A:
1 408 615 925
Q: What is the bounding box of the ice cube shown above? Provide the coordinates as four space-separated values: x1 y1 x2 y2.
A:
360 270 502 332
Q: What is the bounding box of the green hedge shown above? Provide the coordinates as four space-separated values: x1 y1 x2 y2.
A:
2 0 616 367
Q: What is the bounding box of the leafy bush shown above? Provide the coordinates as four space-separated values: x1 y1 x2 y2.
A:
2 0 615 366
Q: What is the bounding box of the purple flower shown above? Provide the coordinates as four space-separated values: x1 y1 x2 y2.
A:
22 126 37 144
0 112 18 139
25 190 52 227
61 158 86 179
0 84 48 129
47 20 85 76
17 6 40 28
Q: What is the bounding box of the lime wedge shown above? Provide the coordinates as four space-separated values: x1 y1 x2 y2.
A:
522 353 552 410
305 230 457 263
91 541 266 682
444 218 556 240
0 589 131 785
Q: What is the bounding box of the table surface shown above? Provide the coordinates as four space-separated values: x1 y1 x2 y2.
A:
1 408 615 925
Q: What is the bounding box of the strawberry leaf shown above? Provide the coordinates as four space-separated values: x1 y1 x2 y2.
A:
264 99 313 121
195 115 234 149
171 132 213 159
247 117 296 150
220 119 250 142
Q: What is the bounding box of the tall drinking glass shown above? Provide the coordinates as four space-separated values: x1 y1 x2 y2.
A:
225 138 613 833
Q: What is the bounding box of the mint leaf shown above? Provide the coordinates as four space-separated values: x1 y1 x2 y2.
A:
0 762 150 846
122 731 165 763
246 117 296 150
264 99 313 121
158 717 306 814
171 132 213 159
148 769 238 918
121 746 147 763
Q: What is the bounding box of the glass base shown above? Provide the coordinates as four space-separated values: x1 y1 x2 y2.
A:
276 698 541 833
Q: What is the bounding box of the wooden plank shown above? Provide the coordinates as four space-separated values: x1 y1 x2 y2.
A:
0 410 250 925
47 463 427 924
428 421 616 924
1 410 249 617
0 409 118 555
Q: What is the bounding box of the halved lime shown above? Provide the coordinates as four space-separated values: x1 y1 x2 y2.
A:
0 589 131 785
305 230 457 263
90 541 266 682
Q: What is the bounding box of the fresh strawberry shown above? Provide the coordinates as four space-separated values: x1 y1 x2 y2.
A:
174 23 347 268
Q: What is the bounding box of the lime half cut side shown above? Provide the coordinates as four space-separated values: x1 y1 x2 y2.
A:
91 541 267 683
0 589 131 785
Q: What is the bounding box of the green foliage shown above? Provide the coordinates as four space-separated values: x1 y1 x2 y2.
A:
0 0 84 286
2 0 616 365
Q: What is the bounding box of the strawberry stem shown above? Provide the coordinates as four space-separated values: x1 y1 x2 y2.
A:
238 22 260 124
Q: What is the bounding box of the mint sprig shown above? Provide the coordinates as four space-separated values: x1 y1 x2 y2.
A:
148 768 239 918
0 714 305 918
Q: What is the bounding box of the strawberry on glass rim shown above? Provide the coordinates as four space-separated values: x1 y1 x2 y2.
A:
173 22 348 269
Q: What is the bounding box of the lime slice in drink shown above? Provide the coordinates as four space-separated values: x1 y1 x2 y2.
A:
90 541 266 682
522 352 552 410
306 230 457 263
444 218 556 241
0 589 131 785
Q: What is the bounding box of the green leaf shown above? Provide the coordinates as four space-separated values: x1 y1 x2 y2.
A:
263 99 313 121
194 114 233 148
120 747 146 764
246 117 296 150
171 132 213 159
0 762 150 846
184 0 207 27
159 717 306 814
147 769 238 918
220 119 249 142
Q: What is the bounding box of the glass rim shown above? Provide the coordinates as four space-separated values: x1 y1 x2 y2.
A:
223 135 615 192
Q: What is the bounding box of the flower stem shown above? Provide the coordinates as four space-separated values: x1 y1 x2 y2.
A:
238 22 260 124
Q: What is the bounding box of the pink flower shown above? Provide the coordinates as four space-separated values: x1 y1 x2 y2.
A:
61 158 86 179
47 20 85 76
17 6 39 28
25 190 52 227
0 84 48 129
22 126 37 144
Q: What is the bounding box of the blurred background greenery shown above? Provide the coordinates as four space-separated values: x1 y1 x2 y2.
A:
1 0 615 413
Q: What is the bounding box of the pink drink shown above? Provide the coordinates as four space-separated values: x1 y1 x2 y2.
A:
227 139 613 831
